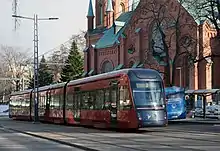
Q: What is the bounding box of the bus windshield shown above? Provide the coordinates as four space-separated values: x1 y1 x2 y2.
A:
167 93 184 102
131 81 164 106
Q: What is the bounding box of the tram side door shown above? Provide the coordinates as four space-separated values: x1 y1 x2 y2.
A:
73 93 81 122
45 91 51 119
110 86 118 127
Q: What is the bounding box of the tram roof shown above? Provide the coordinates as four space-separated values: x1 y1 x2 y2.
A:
185 89 220 94
49 82 67 89
10 89 32 96
68 68 161 86
36 82 67 92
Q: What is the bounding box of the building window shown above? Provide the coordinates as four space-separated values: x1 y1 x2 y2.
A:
151 22 164 55
150 21 167 65
99 4 103 25
129 61 134 68
119 3 125 13
101 60 113 73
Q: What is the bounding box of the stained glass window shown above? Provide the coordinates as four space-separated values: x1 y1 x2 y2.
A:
101 61 113 73
151 23 164 54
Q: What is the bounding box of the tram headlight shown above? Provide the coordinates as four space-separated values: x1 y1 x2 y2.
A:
164 112 167 119
137 112 142 120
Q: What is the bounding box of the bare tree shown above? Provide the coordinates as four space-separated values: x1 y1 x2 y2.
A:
71 30 86 51
136 0 197 86
48 44 69 82
184 0 220 37
0 45 32 92
48 31 85 82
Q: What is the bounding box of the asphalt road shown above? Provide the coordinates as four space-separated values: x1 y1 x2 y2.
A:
1 117 220 151
0 127 83 151
166 122 220 133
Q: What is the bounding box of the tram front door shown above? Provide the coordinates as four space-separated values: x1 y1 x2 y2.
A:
110 87 118 127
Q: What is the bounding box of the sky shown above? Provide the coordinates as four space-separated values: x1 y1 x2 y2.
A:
0 0 96 56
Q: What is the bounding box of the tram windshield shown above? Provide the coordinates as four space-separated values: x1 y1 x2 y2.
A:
131 81 164 106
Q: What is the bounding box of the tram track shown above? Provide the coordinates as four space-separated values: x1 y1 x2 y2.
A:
141 130 220 143
37 127 213 151
1 121 219 151
3 127 99 151
0 123 197 151
157 128 220 136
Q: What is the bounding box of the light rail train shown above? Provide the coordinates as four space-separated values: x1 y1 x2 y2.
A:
9 69 168 129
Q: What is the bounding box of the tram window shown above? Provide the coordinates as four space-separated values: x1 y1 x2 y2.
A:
43 96 46 107
111 88 117 103
67 94 73 110
51 95 54 108
59 94 63 109
52 95 56 108
95 90 104 110
55 95 59 109
39 96 44 108
73 94 77 109
88 92 95 109
119 86 132 110
77 93 81 110
104 89 110 108
82 92 89 109
111 88 118 108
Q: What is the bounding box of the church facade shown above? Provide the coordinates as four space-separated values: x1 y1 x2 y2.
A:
83 0 220 90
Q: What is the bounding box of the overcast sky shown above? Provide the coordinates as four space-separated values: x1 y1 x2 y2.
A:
0 0 96 55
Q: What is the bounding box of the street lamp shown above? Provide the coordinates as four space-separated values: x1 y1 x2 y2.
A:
12 14 58 123
176 67 182 87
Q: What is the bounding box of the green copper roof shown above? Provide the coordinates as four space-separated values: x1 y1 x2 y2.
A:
87 0 94 17
88 26 107 35
95 11 133 49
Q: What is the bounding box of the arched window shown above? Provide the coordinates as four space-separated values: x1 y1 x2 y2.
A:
101 61 113 73
99 4 103 25
119 3 125 13
151 22 164 55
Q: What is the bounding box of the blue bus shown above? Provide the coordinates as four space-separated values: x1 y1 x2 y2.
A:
165 86 186 120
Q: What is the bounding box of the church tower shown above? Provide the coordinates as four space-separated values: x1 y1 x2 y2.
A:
87 0 95 31
95 0 130 28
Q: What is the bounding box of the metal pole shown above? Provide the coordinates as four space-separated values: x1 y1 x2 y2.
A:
179 68 182 87
176 67 182 87
22 77 24 90
33 14 39 123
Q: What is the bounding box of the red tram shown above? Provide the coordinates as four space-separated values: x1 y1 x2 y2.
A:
9 69 168 129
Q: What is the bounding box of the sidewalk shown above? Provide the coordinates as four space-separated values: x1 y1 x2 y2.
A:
0 118 138 151
169 118 220 125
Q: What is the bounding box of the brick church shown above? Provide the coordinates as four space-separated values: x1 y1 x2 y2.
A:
83 0 220 90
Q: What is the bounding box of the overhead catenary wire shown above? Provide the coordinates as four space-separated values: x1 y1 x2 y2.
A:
24 1 140 65
33 1 139 58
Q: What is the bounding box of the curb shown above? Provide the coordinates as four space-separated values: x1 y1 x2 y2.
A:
168 120 220 125
3 126 99 151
